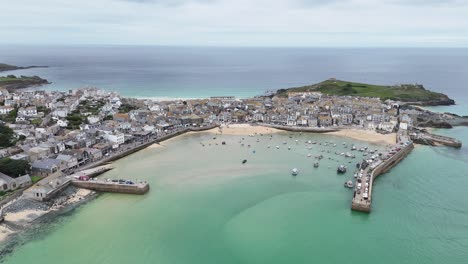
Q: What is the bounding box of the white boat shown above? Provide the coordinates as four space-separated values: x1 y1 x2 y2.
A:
276 146 280 149
292 168 299 176
345 180 354 188
307 153 312 157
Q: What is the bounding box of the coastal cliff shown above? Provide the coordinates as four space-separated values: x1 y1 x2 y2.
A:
276 79 455 106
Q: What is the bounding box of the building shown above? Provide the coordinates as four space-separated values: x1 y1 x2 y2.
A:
32 158 65 176
0 172 32 191
104 132 125 146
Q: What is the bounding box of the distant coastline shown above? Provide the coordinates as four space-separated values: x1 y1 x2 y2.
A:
0 63 48 72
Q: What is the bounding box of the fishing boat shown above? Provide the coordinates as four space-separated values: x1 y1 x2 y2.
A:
292 168 299 176
337 165 347 174
344 180 354 188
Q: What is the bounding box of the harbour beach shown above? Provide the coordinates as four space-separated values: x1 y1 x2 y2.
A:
326 129 396 145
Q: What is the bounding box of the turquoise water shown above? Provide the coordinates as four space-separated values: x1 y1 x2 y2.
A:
2 129 468 264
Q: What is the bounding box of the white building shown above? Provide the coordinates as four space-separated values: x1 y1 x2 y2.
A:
104 132 125 145
0 106 14 115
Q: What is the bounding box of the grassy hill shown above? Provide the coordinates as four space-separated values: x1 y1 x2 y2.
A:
0 75 49 91
276 79 455 105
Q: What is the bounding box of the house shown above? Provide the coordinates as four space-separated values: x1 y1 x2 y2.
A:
56 154 78 170
0 172 32 191
86 148 103 162
27 146 50 162
0 106 14 115
57 119 69 127
104 132 125 146
32 158 65 176
18 106 38 117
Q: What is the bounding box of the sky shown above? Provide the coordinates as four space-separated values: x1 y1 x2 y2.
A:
1 0 467 47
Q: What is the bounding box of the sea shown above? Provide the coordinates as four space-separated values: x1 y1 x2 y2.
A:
1 46 468 264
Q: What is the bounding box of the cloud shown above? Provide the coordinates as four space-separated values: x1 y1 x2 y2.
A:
0 0 467 47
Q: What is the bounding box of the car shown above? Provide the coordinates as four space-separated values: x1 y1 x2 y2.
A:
111 179 118 182
357 183 362 190
125 180 134 185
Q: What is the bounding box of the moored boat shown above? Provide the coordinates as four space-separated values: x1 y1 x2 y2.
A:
292 168 299 176
337 165 347 173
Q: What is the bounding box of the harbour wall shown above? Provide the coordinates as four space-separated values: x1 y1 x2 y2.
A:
71 181 150 195
351 143 414 212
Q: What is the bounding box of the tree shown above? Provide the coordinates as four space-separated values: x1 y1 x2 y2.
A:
0 158 30 178
0 124 15 147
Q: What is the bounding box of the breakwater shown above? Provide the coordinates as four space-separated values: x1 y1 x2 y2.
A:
71 180 149 195
411 132 462 148
351 135 414 213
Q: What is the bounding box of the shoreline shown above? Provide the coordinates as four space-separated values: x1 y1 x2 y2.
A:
0 186 95 244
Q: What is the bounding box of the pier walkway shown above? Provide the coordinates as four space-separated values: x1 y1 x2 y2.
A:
72 179 149 194
351 131 414 213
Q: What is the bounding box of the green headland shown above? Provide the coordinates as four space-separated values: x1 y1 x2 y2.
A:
276 79 455 106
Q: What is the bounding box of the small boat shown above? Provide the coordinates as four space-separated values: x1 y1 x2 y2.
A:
276 146 280 149
288 146 291 150
314 162 319 168
222 141 226 145
307 140 312 144
307 153 312 157
351 146 357 150
337 165 347 174
267 145 271 148
242 159 247 164
292 168 299 176
344 180 354 188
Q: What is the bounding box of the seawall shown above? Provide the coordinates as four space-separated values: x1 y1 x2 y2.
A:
71 180 149 195
351 142 414 213
260 124 339 133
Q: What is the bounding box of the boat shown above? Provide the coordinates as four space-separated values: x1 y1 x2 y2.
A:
267 145 271 148
337 165 347 173
276 146 280 149
288 146 291 150
222 141 226 145
292 168 299 176
314 162 319 168
344 180 354 188
307 153 312 157
242 159 247 164
351 146 357 150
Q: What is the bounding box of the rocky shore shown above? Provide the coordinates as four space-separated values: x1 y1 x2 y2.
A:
0 186 95 244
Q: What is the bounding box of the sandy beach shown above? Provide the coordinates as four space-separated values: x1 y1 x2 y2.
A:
207 124 281 135
326 129 396 145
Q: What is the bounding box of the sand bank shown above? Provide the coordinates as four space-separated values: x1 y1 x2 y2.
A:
326 129 396 145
